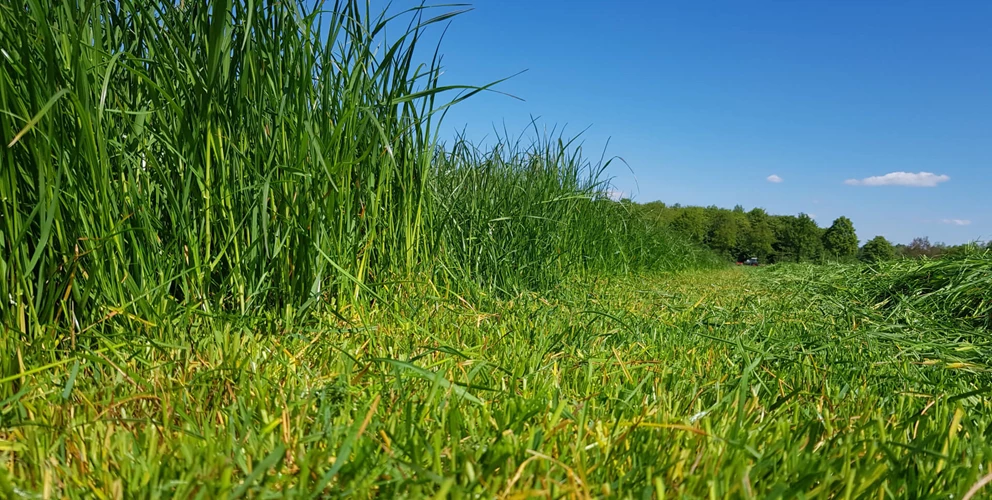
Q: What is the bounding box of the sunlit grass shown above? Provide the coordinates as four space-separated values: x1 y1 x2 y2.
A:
4 263 992 497
2 0 991 497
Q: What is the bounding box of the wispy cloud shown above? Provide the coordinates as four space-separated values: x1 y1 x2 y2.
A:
605 188 625 201
766 174 783 183
941 219 971 226
844 171 950 187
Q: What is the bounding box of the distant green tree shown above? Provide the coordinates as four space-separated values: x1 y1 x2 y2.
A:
671 209 708 243
742 208 775 261
894 243 909 258
705 211 740 258
771 215 799 262
628 199 863 265
822 216 859 261
730 211 752 260
860 236 895 262
782 214 823 263
634 201 668 226
905 236 940 259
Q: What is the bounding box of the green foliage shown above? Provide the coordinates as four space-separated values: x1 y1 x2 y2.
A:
822 216 859 260
743 208 775 260
784 214 824 263
860 235 896 262
670 208 709 244
893 238 988 260
636 203 858 264
704 211 741 258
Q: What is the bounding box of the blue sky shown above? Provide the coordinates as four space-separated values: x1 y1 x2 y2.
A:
376 1 992 245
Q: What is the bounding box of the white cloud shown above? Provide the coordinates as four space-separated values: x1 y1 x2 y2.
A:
766 174 783 183
941 219 971 226
605 189 625 201
844 171 950 187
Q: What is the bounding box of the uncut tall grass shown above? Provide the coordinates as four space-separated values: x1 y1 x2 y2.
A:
432 133 718 294
1 0 714 389
2 0 448 332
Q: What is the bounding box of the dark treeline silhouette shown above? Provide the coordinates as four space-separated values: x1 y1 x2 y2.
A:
627 200 988 264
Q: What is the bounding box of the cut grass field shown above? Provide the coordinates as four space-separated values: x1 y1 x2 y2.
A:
3 1 992 497
3 260 991 498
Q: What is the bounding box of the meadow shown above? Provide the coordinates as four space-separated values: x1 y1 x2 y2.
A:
2 1 991 498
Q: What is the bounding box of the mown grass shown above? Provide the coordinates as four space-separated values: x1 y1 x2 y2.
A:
4 261 992 497
764 251 992 367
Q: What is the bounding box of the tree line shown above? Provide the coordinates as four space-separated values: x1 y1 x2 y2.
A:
628 201 987 264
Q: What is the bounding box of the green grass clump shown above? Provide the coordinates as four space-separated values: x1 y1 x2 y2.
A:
0 0 710 340
860 250 992 331
764 250 992 341
432 132 720 295
0 0 715 401
1 0 453 335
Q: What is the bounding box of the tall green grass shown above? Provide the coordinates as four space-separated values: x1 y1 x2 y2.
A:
431 131 719 295
1 0 716 393
1 0 450 332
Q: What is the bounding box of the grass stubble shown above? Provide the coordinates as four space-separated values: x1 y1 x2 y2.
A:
2 0 991 497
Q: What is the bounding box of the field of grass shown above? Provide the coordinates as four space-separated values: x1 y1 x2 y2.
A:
3 1 992 498
4 258 992 497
